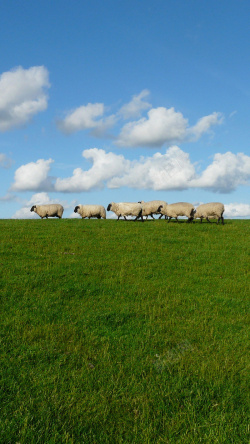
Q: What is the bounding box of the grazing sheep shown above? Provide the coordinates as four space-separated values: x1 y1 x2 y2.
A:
158 202 195 223
74 204 106 219
30 204 64 219
107 202 143 222
138 200 168 220
194 202 225 224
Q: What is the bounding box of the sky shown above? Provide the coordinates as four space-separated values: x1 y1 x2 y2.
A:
0 0 250 219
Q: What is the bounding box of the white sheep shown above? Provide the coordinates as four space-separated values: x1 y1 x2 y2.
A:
107 202 143 221
158 202 195 223
74 204 106 219
194 202 225 224
30 204 64 219
139 200 168 220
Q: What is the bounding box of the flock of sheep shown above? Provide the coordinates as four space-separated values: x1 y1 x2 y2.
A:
30 201 225 224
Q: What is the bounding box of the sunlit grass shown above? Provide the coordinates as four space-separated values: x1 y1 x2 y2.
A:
0 219 249 443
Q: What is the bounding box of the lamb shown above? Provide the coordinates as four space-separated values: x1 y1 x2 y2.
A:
107 202 143 221
158 202 195 223
138 200 168 220
74 204 106 219
194 202 225 224
30 204 64 219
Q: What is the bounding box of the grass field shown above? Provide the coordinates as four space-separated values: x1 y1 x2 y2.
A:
0 218 249 443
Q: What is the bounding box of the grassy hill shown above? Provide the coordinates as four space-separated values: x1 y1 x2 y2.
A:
0 219 249 443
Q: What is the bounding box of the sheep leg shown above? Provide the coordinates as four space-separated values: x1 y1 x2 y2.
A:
124 216 127 221
168 217 171 223
151 213 155 220
159 214 163 219
176 217 179 223
117 215 121 221
206 217 211 223
221 215 225 225
200 217 203 223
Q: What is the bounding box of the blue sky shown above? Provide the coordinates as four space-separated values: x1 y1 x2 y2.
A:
1 0 250 218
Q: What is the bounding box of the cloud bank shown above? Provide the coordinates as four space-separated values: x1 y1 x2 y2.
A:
11 147 250 194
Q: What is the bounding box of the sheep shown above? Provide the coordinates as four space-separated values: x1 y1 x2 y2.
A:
107 202 143 222
30 204 64 219
194 202 225 224
74 204 106 219
138 200 168 220
158 202 195 223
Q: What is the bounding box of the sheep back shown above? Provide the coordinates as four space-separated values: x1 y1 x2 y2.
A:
107 202 142 218
194 203 225 220
74 204 106 219
141 200 168 217
163 202 195 218
30 204 64 218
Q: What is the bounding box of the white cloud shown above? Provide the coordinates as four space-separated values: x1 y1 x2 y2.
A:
0 153 12 168
116 107 222 147
56 91 222 147
116 107 188 147
10 148 250 196
108 146 196 190
57 103 105 134
0 66 50 132
192 152 250 192
118 89 151 119
55 148 129 192
224 203 250 218
11 158 54 191
189 112 223 140
55 147 250 193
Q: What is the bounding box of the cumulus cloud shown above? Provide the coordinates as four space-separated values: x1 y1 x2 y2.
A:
108 146 196 190
54 147 250 193
192 152 250 192
11 158 54 191
224 203 250 218
55 148 129 192
0 66 50 132
10 148 250 195
118 89 151 119
116 107 188 147
54 146 195 192
116 107 222 147
0 153 12 168
57 103 105 134
57 90 223 147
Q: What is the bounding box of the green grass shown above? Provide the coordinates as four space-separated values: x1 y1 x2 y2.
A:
0 218 249 443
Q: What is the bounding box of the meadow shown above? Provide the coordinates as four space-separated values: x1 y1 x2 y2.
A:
0 218 249 443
